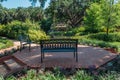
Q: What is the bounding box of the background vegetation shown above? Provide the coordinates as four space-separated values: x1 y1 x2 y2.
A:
0 0 120 51
0 0 120 79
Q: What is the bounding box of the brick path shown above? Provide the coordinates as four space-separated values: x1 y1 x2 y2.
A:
0 40 118 77
13 44 117 69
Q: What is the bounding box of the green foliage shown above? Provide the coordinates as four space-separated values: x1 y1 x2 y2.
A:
64 27 85 36
72 27 85 33
5 76 16 80
0 75 4 80
71 27 85 36
6 69 66 80
1 20 29 39
49 31 64 37
49 27 85 37
40 72 66 80
5 69 120 80
28 30 48 42
71 70 94 80
98 72 118 80
0 24 5 36
46 0 90 28
115 3 120 27
0 20 48 42
77 38 109 47
88 32 120 42
40 18 52 33
73 36 119 52
84 3 104 33
0 5 45 24
64 31 75 36
100 0 120 35
15 7 30 22
84 0 120 34
29 7 44 22
0 37 13 50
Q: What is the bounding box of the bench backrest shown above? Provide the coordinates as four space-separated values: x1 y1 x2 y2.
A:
18 35 31 43
40 39 78 49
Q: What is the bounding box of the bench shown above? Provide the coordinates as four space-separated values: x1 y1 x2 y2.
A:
40 39 78 63
18 35 31 51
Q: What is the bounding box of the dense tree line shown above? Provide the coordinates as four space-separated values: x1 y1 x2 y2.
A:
0 0 120 35
0 5 44 24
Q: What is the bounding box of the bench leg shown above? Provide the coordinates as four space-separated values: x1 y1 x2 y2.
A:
20 43 23 52
41 52 43 63
29 43 31 51
76 52 78 62
43 53 45 59
73 51 76 58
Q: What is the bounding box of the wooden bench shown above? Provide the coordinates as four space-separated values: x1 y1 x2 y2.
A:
18 35 31 51
40 39 78 63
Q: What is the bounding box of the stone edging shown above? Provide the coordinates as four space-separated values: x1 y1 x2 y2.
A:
0 45 20 57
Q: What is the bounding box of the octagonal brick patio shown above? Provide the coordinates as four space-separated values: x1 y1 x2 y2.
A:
13 44 117 69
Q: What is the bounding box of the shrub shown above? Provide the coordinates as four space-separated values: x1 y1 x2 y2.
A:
0 20 48 42
28 30 48 42
64 31 75 36
5 69 120 80
6 69 66 80
64 27 85 36
98 72 118 80
71 70 94 80
40 19 52 33
49 31 63 36
2 20 29 39
49 27 85 37
0 37 13 50
0 25 6 36
72 36 120 52
88 33 120 42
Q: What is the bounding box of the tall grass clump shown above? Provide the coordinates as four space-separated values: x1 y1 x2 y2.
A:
98 72 119 80
71 70 94 80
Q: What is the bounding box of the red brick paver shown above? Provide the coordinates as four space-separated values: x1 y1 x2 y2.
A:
13 44 117 69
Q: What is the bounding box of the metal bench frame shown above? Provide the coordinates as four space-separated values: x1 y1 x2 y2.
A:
18 35 31 52
40 39 78 63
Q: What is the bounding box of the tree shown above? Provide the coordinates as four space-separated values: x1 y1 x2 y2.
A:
0 5 12 24
46 0 91 28
84 3 103 33
30 7 44 22
101 0 119 35
29 0 47 8
15 7 30 22
84 0 120 34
